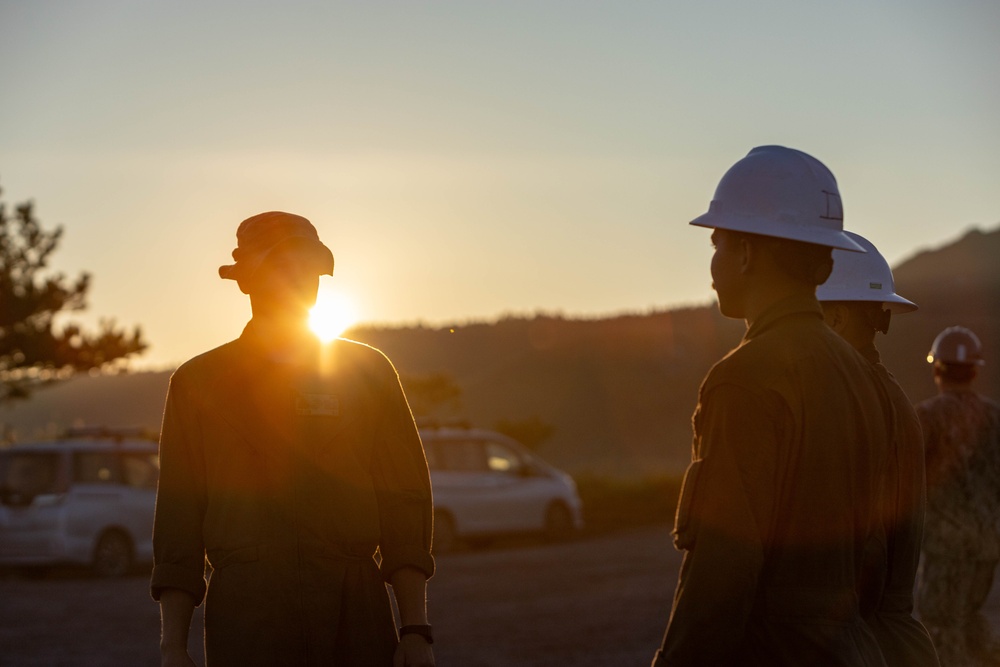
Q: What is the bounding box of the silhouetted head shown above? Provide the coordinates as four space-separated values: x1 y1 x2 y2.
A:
821 301 891 353
219 211 334 322
709 228 833 319
219 211 333 292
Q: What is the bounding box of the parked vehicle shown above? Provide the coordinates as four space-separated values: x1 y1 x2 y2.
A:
0 428 159 577
419 425 583 552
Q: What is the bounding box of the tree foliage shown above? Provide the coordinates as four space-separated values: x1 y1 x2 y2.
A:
0 184 147 402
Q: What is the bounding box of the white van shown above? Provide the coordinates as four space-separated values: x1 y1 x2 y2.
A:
420 426 583 552
0 430 159 577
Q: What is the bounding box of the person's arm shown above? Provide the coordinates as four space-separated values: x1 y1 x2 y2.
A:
370 353 435 580
653 383 772 666
159 588 197 667
150 373 209 622
370 354 435 666
391 566 434 667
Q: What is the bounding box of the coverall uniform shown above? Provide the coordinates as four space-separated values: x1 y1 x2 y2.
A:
653 295 893 667
151 323 434 666
858 345 939 666
916 389 1000 667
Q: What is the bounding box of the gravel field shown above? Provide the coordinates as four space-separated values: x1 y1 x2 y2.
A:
0 526 677 667
2 525 998 666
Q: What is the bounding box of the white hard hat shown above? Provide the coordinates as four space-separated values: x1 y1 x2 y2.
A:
691 146 865 252
816 231 917 313
928 326 985 366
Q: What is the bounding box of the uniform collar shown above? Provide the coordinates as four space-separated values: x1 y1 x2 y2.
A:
857 341 881 366
743 294 823 342
238 319 321 366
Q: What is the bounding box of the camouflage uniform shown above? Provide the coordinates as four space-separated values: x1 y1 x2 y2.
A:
916 389 1000 667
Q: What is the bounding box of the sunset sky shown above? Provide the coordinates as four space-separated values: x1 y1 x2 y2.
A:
1 1 997 368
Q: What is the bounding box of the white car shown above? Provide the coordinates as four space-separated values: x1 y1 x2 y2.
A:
0 430 159 577
420 426 583 552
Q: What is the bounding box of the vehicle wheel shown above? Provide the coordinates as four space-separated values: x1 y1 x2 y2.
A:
433 511 458 554
544 503 575 542
92 531 133 578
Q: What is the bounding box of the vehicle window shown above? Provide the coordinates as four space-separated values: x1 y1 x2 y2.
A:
437 440 488 472
1 453 61 498
73 451 122 484
121 454 159 489
485 441 522 474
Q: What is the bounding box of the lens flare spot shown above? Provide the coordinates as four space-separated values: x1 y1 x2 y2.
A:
309 291 357 342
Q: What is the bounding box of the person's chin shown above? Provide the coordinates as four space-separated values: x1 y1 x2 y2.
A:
715 296 742 320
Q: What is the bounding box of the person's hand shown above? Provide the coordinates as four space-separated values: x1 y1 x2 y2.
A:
160 644 197 667
393 634 434 667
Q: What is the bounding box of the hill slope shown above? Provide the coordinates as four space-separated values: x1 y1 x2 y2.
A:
883 226 1000 404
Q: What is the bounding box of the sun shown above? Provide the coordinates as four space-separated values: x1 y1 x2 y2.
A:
309 289 357 342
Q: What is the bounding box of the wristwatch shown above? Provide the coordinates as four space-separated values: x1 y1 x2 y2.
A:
399 624 434 644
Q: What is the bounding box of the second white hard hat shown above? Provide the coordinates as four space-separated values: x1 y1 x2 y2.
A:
691 146 865 252
816 231 917 313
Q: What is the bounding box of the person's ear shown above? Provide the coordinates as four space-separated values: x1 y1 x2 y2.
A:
824 303 848 333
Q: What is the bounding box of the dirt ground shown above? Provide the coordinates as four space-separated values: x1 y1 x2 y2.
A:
2 525 999 666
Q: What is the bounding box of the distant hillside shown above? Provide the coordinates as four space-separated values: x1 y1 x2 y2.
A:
0 370 171 441
349 308 745 476
2 225 997 477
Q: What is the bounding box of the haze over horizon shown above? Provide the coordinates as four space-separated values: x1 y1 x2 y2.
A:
2 1 997 368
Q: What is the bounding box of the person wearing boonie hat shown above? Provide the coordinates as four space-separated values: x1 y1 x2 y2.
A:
652 147 894 667
151 212 436 666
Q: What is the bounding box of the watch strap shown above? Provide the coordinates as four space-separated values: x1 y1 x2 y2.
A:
399 624 434 644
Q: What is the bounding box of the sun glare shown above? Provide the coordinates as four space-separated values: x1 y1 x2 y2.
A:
309 290 357 342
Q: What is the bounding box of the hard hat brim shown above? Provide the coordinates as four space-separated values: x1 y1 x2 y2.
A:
815 293 919 314
882 293 918 314
219 236 334 282
690 212 867 252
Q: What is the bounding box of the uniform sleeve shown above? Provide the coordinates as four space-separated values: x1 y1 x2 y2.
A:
880 387 927 611
655 382 772 666
370 356 435 582
150 372 209 604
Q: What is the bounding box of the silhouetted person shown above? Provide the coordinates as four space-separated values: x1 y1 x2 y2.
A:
151 212 435 667
652 146 893 666
818 231 939 666
916 326 1000 667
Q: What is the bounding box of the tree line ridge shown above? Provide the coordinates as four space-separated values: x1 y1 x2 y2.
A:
2 225 997 478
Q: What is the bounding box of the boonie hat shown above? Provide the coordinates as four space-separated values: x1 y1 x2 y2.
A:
218 211 334 284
